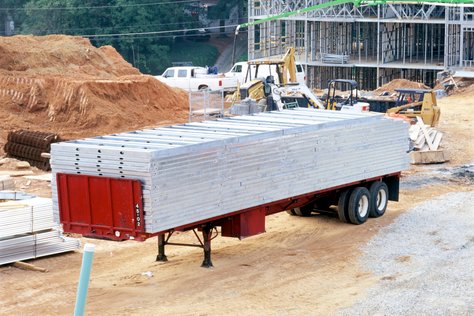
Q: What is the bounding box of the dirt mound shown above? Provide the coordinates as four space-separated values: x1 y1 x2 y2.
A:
0 35 189 151
374 79 429 95
455 80 474 97
0 35 140 78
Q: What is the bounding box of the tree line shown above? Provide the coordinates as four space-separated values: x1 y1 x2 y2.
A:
0 0 245 74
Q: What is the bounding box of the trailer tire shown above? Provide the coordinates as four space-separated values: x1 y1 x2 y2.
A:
369 181 389 218
286 209 297 216
337 189 352 223
292 204 314 217
348 187 370 225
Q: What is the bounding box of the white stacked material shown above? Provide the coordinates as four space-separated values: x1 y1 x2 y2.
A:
0 229 80 265
0 196 80 265
0 176 14 190
51 108 410 234
321 53 349 64
0 198 54 238
409 116 443 151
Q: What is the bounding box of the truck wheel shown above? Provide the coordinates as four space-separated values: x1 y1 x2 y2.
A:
337 189 352 223
198 85 209 90
369 181 389 218
292 204 314 217
348 187 371 225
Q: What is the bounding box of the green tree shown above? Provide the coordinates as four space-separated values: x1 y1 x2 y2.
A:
0 0 28 35
19 0 195 74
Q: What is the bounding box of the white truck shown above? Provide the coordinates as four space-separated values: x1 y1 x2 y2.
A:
155 66 238 92
225 61 306 85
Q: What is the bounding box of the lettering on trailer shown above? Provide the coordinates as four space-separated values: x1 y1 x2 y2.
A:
135 204 141 227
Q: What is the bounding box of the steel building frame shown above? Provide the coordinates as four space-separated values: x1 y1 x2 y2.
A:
247 1 474 89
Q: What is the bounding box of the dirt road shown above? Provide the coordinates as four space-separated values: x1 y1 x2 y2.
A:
1 91 473 315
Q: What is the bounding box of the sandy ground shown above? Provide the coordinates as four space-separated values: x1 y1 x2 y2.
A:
0 92 473 315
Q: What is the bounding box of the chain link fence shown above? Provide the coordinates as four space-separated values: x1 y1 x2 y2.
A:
188 89 225 122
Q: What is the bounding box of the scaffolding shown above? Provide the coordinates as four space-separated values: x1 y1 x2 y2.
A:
247 1 474 89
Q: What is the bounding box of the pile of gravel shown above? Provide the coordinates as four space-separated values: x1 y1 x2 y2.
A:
341 191 474 315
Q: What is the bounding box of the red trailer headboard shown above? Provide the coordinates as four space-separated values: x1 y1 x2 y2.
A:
56 173 148 241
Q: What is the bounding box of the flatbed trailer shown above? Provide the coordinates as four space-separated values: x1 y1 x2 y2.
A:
51 108 409 267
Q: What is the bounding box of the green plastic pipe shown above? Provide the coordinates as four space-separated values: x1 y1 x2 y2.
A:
74 243 95 316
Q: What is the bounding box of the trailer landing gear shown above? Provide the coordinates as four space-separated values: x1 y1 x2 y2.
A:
201 225 214 268
155 225 218 268
156 234 168 262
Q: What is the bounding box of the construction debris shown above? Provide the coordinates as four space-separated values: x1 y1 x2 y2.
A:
409 117 448 164
229 98 262 115
0 170 34 177
12 261 48 273
24 174 52 182
16 161 31 169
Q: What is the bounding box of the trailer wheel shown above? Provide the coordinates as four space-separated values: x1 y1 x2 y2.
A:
286 209 297 216
369 181 389 218
337 189 352 223
292 204 314 217
348 187 370 225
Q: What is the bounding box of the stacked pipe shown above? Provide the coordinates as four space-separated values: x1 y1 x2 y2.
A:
4 130 60 171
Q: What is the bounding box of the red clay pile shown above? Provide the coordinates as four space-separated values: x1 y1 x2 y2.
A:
374 79 429 94
0 35 189 146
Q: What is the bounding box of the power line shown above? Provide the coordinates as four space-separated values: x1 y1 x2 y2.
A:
91 30 248 41
81 24 240 38
0 0 198 11
23 18 248 34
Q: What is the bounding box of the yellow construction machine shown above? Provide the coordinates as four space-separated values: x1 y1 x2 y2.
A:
386 89 440 127
232 47 297 104
230 47 323 111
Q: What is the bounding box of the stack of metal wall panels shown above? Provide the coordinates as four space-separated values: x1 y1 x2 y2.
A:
0 198 54 238
51 108 410 235
0 197 80 265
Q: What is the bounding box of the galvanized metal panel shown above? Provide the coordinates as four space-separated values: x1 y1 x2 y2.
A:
51 109 410 234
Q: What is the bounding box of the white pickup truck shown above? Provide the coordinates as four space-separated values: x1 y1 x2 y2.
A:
155 66 238 92
224 62 306 85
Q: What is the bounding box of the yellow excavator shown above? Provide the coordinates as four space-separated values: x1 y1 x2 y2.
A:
386 89 440 127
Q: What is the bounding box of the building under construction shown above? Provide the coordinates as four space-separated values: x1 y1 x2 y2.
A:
247 1 474 89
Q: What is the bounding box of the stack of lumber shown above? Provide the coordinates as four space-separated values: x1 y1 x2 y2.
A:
51 108 410 235
4 130 60 171
409 117 447 164
0 197 80 265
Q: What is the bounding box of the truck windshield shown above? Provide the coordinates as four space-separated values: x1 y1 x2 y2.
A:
164 69 175 78
232 65 242 73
